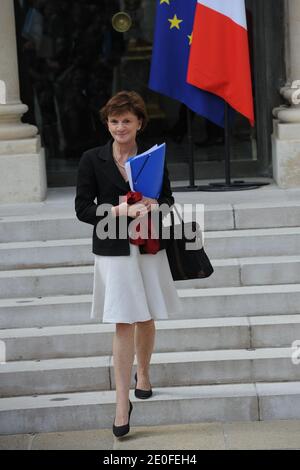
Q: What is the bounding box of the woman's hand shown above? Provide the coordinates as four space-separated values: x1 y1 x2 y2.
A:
141 197 159 212
112 197 158 218
128 202 149 218
112 201 148 218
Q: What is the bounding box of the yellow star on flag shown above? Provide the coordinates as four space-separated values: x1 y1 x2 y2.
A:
168 14 183 30
160 0 170 4
188 33 193 45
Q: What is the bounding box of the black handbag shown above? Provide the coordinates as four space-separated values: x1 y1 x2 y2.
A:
164 205 214 281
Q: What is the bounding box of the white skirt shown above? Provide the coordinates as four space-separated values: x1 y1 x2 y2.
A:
90 243 183 324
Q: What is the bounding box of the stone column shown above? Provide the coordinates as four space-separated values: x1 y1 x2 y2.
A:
272 0 300 188
0 0 47 203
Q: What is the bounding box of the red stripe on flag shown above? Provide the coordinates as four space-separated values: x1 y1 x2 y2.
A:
187 4 254 126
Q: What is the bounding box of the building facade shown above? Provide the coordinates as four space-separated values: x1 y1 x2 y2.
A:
0 0 299 203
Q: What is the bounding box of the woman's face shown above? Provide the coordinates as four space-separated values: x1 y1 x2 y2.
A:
107 111 142 146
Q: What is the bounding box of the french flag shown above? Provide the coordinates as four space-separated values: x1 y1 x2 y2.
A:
187 0 255 126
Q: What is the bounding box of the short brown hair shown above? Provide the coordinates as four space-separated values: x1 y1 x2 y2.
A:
100 91 149 132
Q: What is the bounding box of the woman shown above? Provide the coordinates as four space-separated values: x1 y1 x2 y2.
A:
75 91 182 438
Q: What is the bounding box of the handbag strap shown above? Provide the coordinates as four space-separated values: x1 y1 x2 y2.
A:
169 204 203 246
169 204 184 236
173 203 184 221
170 203 184 224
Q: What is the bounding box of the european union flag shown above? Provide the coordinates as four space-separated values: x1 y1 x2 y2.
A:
149 0 227 127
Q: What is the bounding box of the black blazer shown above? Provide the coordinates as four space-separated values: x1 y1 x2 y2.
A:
75 140 174 256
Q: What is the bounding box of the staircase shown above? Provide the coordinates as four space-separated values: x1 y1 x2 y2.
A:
0 186 300 435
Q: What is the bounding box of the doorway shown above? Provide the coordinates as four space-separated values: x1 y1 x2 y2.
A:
14 0 285 186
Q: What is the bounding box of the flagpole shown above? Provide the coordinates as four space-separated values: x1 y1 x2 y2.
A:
195 101 270 191
224 101 231 186
186 106 197 189
172 105 200 192
172 103 270 192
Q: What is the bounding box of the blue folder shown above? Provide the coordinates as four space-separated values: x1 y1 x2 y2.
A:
125 143 166 199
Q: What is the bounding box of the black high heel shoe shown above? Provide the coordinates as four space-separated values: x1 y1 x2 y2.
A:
113 400 133 438
134 372 153 399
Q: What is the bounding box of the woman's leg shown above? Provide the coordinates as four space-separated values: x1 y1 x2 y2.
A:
113 322 135 426
134 319 156 389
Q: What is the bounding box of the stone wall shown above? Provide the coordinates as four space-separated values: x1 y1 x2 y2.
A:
272 0 300 188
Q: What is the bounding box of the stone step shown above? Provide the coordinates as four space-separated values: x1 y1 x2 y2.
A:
206 227 300 259
1 255 300 299
0 347 298 397
0 238 93 270
1 284 300 329
1 227 300 269
0 214 91 243
1 381 300 435
1 315 299 361
0 201 300 243
232 200 300 229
